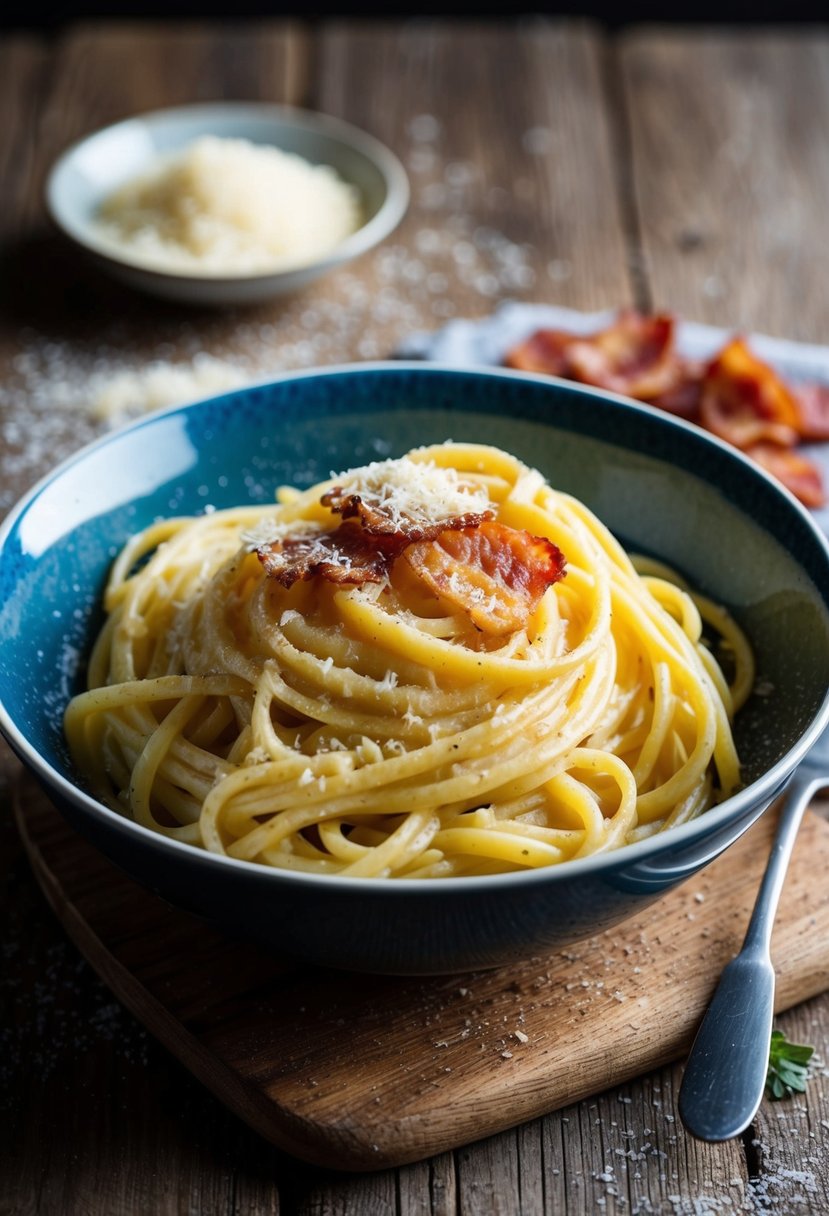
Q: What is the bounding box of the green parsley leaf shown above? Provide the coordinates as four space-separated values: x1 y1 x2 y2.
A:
765 1029 814 1101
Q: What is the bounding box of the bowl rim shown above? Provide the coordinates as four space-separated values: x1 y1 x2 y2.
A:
44 100 410 284
3 360 829 894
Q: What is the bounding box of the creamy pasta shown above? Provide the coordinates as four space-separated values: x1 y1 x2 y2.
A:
64 443 752 878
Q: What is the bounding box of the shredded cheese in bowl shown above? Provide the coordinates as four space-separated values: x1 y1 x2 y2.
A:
94 135 363 276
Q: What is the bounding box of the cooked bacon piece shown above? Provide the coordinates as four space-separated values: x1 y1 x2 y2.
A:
506 311 684 402
647 358 705 421
506 310 829 509
794 382 829 442
743 443 825 508
699 338 802 450
504 328 573 377
565 312 681 400
401 521 566 635
321 485 492 541
256 523 400 588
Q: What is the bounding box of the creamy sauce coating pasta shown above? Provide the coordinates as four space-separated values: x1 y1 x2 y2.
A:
64 443 753 879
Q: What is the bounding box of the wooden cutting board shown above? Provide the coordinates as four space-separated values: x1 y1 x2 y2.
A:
14 772 829 1172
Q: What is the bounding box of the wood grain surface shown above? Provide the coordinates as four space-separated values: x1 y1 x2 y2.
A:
621 29 829 340
14 774 829 1172
2 19 829 1215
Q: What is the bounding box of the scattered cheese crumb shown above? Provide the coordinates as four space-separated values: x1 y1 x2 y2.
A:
279 609 303 627
89 353 250 423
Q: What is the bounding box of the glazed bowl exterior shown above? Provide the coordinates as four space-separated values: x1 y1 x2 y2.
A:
45 102 409 305
2 364 829 973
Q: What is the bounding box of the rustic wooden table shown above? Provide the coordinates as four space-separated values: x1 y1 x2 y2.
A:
2 19 829 1215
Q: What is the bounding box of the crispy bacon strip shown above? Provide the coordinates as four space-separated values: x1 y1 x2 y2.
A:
566 312 681 400
699 337 802 450
321 485 492 540
401 521 566 635
647 358 705 421
258 499 497 590
506 311 684 402
257 523 399 588
505 312 829 509
794 382 829 442
743 443 825 508
504 328 573 377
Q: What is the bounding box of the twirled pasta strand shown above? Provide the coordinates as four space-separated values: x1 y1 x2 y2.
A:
64 443 752 877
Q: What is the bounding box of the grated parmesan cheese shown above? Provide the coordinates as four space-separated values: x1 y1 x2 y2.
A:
356 738 384 765
242 520 321 553
331 456 490 528
89 353 249 423
239 455 495 578
278 609 303 627
95 136 363 275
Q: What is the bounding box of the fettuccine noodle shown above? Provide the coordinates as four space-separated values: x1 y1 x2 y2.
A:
64 443 753 878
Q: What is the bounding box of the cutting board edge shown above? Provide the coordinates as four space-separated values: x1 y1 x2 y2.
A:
14 797 383 1170
16 785 829 1172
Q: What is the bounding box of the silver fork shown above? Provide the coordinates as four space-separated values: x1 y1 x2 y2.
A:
678 724 829 1141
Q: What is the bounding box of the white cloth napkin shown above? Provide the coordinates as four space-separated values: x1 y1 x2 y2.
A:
400 302 829 535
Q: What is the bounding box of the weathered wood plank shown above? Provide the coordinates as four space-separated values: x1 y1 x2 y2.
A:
621 29 829 340
397 1154 456 1216
0 22 311 517
456 1130 524 1215
43 21 309 147
289 1170 398 1215
747 998 829 1213
0 38 49 245
316 20 633 324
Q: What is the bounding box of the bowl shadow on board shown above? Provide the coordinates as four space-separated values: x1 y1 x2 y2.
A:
1 365 829 974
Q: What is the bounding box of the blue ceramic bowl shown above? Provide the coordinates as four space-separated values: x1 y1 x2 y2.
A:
2 365 829 974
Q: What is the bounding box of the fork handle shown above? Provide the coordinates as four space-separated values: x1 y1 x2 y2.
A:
678 774 822 1142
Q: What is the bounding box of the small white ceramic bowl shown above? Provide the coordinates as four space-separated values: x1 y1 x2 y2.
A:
45 102 409 307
